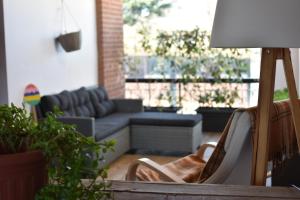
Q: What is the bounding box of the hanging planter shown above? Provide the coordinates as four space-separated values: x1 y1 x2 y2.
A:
57 30 81 52
56 0 82 53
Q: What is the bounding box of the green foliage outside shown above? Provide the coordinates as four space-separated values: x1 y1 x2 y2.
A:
0 104 114 200
140 27 249 79
274 88 289 101
123 0 172 26
138 27 250 107
123 0 250 108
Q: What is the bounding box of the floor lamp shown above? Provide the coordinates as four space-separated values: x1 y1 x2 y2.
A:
210 0 300 186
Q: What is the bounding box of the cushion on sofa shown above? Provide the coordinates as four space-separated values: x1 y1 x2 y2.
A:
94 123 120 141
70 87 96 117
40 90 75 116
94 113 134 141
89 86 115 117
130 112 203 127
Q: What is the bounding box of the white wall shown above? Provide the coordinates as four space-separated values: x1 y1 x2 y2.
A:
3 0 98 106
274 49 299 91
0 0 8 104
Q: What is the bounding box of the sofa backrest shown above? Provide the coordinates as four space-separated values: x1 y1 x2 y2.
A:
88 86 115 117
39 86 115 118
40 90 75 117
71 87 96 117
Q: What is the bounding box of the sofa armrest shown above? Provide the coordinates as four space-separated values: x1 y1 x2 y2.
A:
112 99 143 112
57 116 95 137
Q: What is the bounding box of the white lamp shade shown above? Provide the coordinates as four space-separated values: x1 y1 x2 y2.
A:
211 0 300 48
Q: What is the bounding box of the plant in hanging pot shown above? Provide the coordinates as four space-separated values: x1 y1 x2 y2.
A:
0 104 114 200
56 0 82 52
57 30 82 52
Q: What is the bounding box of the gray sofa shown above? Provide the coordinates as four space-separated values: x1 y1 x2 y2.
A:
39 86 203 165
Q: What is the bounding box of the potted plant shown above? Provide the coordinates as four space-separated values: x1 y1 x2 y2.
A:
192 44 249 132
143 88 182 113
0 104 113 200
195 86 239 132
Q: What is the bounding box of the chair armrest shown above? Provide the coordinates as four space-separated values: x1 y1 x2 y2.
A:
126 158 185 183
112 99 143 112
267 170 272 178
196 142 217 161
57 116 95 137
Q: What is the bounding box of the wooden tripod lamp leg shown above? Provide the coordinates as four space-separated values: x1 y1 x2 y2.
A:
252 48 300 186
283 48 300 151
252 48 277 186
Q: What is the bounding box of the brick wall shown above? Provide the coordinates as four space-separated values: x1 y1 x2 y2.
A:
96 0 125 98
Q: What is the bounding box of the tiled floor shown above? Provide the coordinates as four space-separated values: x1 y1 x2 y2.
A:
107 132 221 180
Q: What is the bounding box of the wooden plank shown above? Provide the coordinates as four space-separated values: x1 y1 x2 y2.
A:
112 192 278 200
252 48 277 186
110 181 300 200
283 48 300 151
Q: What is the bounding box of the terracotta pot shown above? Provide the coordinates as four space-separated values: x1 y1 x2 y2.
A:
0 151 47 200
57 30 82 52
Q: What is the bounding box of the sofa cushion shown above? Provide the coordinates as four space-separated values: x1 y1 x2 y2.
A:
70 87 95 117
130 112 202 127
94 113 133 141
89 86 115 117
40 90 75 117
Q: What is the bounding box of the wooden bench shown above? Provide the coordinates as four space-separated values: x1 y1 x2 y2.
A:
110 181 300 199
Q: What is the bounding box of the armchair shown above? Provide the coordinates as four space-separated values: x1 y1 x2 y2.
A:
126 100 298 185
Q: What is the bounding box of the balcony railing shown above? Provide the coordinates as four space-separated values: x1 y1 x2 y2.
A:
125 78 259 111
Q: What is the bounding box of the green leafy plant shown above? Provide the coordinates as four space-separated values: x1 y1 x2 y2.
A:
138 27 250 108
0 104 114 200
0 104 34 154
274 88 289 101
198 88 239 108
123 0 172 26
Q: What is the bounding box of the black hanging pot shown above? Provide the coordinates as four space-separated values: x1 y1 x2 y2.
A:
57 30 81 52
